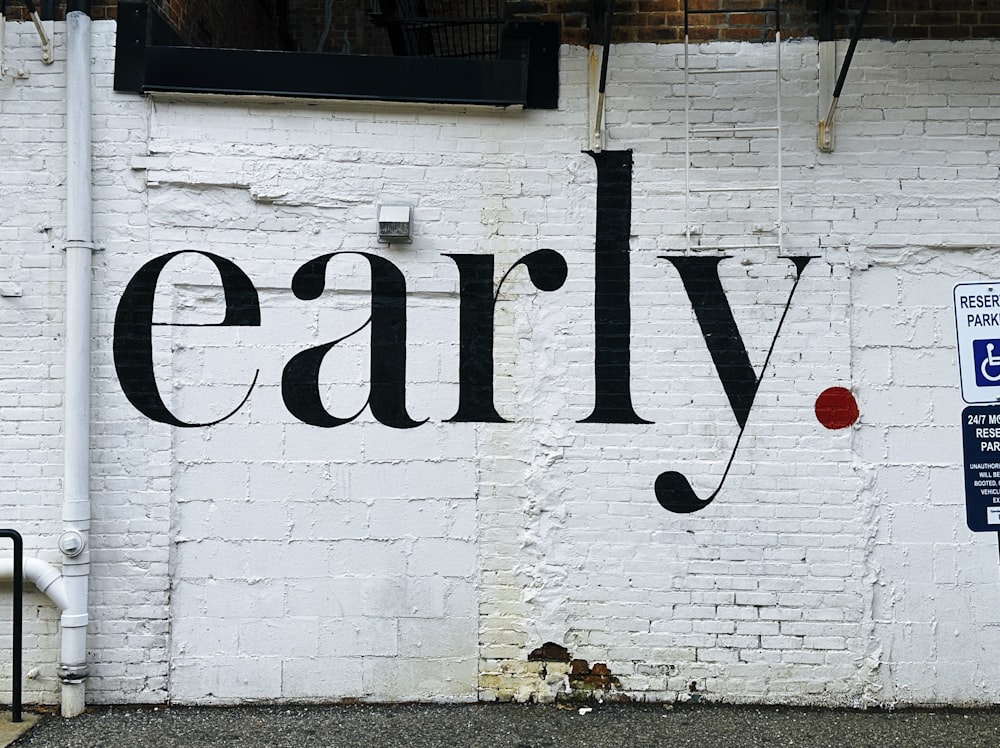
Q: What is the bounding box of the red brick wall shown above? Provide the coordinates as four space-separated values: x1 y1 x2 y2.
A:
149 0 286 49
4 1 1000 45
507 0 1000 45
835 0 1000 40
285 0 394 55
2 1 116 20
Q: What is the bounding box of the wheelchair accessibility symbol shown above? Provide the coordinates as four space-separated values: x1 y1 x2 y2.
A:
974 339 1000 387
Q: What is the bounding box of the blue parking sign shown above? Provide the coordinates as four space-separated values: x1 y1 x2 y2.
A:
954 282 1000 403
973 339 1000 387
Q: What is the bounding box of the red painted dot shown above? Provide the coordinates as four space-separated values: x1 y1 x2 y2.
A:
815 387 859 430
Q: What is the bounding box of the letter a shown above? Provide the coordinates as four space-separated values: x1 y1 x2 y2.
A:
282 252 425 429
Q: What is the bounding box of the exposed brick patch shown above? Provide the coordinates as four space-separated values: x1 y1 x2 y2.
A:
567 659 628 700
528 641 571 662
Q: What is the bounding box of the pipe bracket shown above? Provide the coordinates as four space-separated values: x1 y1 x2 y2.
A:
62 241 101 253
57 664 88 683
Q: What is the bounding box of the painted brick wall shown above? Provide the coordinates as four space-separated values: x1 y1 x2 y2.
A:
0 20 169 704
2 17 1000 708
0 19 66 704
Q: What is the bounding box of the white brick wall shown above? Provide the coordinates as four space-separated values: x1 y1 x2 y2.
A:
1 21 999 706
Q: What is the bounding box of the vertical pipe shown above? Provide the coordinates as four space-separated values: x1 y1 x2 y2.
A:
775 29 782 253
62 6 93 719
65 9 92 537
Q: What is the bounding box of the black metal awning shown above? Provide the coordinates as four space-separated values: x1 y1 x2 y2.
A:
113 0 558 108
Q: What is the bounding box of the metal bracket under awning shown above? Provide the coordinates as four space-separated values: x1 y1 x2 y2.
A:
0 0 54 66
817 0 869 152
589 0 614 152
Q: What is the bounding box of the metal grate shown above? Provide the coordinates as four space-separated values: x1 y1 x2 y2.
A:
372 0 505 59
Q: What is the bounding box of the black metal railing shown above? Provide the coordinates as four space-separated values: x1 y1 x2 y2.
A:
371 0 505 59
0 530 22 723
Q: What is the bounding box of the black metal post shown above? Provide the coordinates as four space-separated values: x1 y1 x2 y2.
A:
0 530 22 723
598 0 614 96
832 0 870 99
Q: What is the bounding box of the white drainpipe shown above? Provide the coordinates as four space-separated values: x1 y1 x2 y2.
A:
60 5 95 718
0 6 93 717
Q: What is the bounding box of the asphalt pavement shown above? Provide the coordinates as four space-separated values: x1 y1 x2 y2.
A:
6 702 1000 748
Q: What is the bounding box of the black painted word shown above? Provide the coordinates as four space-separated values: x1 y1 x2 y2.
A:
112 151 811 512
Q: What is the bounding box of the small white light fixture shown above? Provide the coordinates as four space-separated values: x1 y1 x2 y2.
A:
377 204 412 243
